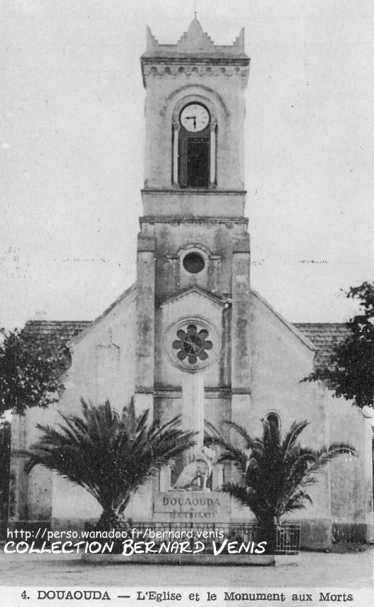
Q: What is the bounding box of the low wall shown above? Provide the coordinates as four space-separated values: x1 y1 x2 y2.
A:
7 518 372 550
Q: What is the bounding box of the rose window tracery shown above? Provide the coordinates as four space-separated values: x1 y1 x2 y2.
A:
172 324 213 365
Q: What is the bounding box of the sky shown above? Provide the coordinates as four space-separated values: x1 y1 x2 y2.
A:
1 0 374 328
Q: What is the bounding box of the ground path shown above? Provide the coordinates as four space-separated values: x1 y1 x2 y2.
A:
0 549 372 587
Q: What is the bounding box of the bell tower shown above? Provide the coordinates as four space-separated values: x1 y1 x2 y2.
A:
135 17 251 504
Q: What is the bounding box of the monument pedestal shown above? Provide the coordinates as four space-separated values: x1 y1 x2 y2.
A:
153 491 231 524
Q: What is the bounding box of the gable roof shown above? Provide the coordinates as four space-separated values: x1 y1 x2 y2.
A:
21 282 351 369
252 290 316 351
294 323 350 368
22 318 349 371
70 283 136 345
23 320 91 341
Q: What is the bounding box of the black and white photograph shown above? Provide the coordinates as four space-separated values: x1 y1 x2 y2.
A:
1 1 373 605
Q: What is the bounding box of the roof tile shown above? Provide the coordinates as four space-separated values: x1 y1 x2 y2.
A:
22 320 350 369
294 323 350 367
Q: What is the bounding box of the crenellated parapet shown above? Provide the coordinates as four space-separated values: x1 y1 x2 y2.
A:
141 17 249 88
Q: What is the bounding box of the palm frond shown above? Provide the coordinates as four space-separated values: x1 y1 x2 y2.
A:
222 420 256 448
281 420 309 459
213 414 355 524
24 400 196 519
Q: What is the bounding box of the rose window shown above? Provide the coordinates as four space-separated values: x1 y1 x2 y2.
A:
172 324 213 365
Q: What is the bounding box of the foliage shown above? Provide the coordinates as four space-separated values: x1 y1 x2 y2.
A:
0 419 11 523
24 399 196 529
206 416 355 550
304 282 374 409
0 327 70 416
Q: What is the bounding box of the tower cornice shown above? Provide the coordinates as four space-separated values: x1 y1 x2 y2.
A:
141 57 250 88
139 215 248 226
141 56 249 65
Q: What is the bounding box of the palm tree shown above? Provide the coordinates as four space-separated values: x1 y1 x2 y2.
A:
25 399 196 529
206 415 355 553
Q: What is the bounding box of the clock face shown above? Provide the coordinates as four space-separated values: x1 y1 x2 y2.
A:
180 104 210 133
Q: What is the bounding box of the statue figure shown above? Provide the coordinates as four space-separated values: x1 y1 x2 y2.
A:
173 445 218 491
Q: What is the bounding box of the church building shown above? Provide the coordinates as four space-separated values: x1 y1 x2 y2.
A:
9 17 374 550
